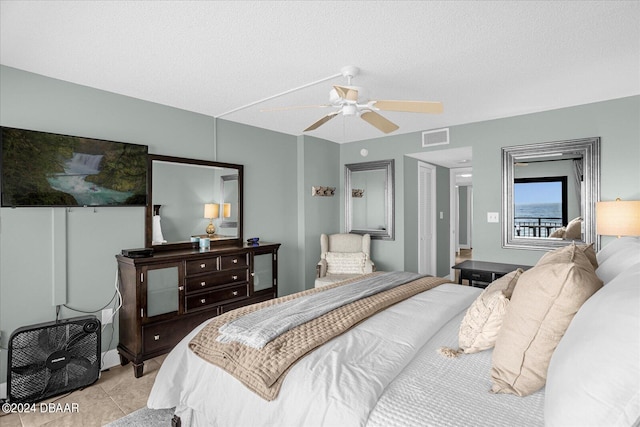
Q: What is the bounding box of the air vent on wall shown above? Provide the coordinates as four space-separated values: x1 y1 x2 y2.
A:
422 128 449 147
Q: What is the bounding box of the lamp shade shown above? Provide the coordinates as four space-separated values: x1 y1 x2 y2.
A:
223 203 231 218
204 203 219 219
596 200 640 236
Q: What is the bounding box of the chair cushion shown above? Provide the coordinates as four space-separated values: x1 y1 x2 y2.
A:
490 243 603 396
325 252 367 275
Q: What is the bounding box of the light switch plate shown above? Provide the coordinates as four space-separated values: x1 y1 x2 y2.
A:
487 212 499 223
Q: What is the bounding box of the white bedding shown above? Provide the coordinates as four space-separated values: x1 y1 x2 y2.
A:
367 309 544 427
148 283 480 426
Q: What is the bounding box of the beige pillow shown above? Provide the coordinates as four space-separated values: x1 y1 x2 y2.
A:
458 269 523 354
549 227 565 238
564 217 582 240
491 244 603 396
325 252 366 275
538 242 598 270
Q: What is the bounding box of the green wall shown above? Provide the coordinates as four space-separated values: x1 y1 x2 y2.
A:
339 96 639 276
1 63 638 387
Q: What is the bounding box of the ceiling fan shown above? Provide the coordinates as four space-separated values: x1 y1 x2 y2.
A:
263 66 443 134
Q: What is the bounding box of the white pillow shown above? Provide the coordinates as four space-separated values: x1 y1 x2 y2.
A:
325 252 367 275
545 262 640 427
595 237 640 283
596 236 640 264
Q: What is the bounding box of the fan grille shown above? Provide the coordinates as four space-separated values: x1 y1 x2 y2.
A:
8 316 101 403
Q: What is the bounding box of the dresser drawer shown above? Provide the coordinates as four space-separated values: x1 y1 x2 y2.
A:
221 253 248 270
185 284 249 312
185 268 249 293
186 257 219 275
142 323 182 354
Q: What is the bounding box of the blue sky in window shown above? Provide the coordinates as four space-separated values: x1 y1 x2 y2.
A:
514 182 562 204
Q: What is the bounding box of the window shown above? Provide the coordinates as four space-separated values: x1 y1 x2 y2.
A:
513 176 568 237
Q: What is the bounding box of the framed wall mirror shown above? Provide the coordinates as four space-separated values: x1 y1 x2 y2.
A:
145 155 243 250
345 159 394 240
219 174 239 228
502 137 600 251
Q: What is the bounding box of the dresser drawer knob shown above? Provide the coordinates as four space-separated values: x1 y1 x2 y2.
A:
232 258 238 264
178 286 184 291
200 263 206 269
232 291 239 296
154 335 160 341
200 281 206 287
200 299 207 304
232 275 238 280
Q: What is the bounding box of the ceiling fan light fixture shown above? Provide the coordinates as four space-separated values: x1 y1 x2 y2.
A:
343 104 357 116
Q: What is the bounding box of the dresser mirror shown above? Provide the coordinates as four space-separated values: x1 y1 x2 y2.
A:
145 155 243 250
501 137 600 251
219 174 239 228
345 159 395 240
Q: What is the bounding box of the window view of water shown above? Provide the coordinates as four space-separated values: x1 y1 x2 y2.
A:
514 180 565 237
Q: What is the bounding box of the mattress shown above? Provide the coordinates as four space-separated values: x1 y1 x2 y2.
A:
148 283 480 426
366 309 545 427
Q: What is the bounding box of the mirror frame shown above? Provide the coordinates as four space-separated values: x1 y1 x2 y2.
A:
501 137 600 251
145 154 243 251
219 174 239 228
345 159 395 240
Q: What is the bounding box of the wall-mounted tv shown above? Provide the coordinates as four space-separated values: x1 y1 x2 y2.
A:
1 126 148 207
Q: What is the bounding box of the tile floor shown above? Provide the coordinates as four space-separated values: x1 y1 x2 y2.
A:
1 355 166 427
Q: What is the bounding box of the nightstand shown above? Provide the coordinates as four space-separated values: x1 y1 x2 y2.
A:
452 260 532 288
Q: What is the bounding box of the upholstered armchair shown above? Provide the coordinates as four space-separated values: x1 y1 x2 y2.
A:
315 233 376 288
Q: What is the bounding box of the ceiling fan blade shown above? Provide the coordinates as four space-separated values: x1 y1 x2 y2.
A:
360 111 399 133
333 85 359 101
373 100 443 114
260 104 331 112
304 111 340 132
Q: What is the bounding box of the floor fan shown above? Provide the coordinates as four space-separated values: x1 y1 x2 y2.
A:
7 315 101 403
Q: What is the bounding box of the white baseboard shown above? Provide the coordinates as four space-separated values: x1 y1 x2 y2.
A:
0 349 120 400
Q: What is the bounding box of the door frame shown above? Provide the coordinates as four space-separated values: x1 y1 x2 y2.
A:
418 161 437 276
450 167 472 279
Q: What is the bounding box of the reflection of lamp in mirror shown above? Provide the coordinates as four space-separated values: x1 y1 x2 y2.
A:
204 203 219 236
222 203 231 219
596 199 640 237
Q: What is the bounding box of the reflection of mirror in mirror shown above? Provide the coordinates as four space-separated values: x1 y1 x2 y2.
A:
151 161 240 245
502 138 600 251
220 174 238 229
345 159 394 240
351 169 387 230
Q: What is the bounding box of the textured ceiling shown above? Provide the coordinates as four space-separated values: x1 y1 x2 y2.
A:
1 1 638 144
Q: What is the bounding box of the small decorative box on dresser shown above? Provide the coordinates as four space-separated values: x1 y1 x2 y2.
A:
116 242 280 377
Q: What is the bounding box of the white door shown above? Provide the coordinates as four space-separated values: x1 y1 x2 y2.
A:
418 162 436 275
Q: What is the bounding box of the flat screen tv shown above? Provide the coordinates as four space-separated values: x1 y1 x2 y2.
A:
1 126 148 207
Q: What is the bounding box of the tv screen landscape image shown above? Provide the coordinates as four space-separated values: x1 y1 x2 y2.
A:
0 127 148 207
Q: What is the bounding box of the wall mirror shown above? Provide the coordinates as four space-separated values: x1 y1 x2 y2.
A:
345 159 394 240
502 137 600 251
219 174 238 228
145 154 243 250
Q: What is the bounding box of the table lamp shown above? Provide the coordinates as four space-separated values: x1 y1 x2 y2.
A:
204 203 219 236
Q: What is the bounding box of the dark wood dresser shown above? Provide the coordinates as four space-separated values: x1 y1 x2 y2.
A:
116 242 280 377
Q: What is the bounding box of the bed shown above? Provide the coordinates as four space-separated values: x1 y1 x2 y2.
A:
148 237 640 427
